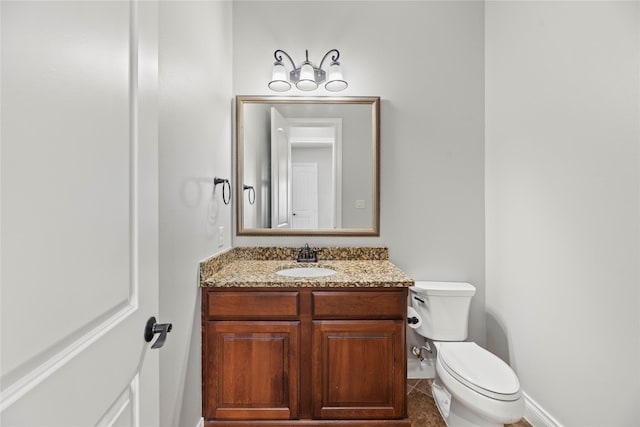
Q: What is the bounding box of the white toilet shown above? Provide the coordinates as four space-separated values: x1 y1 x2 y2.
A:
409 281 525 427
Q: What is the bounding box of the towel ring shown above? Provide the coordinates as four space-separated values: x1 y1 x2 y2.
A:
213 177 231 205
243 185 255 205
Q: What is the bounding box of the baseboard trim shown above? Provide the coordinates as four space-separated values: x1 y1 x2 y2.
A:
523 391 562 427
196 417 204 427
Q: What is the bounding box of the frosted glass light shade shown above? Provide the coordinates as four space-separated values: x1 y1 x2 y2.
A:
325 62 347 92
268 63 291 92
296 62 318 91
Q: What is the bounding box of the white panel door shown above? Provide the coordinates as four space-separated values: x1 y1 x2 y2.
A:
291 163 319 229
1 1 160 426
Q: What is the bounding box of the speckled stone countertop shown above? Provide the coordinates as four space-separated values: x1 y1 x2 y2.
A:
200 247 414 288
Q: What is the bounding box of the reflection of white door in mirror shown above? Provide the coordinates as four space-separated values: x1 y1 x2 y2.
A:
291 163 318 229
271 107 290 229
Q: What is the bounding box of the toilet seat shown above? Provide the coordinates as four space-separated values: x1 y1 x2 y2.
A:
438 342 521 401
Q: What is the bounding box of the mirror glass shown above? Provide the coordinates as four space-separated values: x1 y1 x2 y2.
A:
236 96 379 236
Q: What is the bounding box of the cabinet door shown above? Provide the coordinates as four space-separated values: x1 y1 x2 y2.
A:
312 320 405 419
204 321 300 420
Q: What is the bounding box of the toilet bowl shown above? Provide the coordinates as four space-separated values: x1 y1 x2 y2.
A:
432 342 524 426
409 281 525 427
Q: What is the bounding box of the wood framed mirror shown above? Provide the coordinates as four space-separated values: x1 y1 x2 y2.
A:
236 96 380 236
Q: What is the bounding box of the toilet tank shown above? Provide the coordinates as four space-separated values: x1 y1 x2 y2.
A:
410 281 476 341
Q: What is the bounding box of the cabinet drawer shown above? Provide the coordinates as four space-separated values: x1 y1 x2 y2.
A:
207 291 299 320
312 290 406 319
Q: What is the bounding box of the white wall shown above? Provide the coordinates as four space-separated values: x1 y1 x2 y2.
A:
485 2 640 425
158 2 232 426
232 0 487 344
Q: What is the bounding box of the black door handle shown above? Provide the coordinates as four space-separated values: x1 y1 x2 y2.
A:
144 316 172 349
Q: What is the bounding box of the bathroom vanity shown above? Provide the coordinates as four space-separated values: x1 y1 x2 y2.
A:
200 247 413 427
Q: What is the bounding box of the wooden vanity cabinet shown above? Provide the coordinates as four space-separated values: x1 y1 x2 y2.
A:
202 287 410 427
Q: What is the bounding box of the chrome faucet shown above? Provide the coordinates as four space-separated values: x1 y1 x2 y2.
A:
296 243 319 263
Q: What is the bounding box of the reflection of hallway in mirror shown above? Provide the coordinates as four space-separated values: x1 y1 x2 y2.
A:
291 163 318 229
289 119 341 229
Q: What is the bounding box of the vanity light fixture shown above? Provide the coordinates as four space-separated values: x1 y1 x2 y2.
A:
268 49 348 92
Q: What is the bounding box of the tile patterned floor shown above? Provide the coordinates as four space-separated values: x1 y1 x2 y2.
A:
407 379 532 427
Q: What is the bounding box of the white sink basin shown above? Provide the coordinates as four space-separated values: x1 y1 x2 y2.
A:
276 267 336 278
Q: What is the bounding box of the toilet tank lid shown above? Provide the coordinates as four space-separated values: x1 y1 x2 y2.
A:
411 281 476 296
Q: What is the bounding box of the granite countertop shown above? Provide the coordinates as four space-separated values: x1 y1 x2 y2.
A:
200 247 414 288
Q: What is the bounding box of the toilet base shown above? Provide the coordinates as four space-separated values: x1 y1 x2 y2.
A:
432 379 503 427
